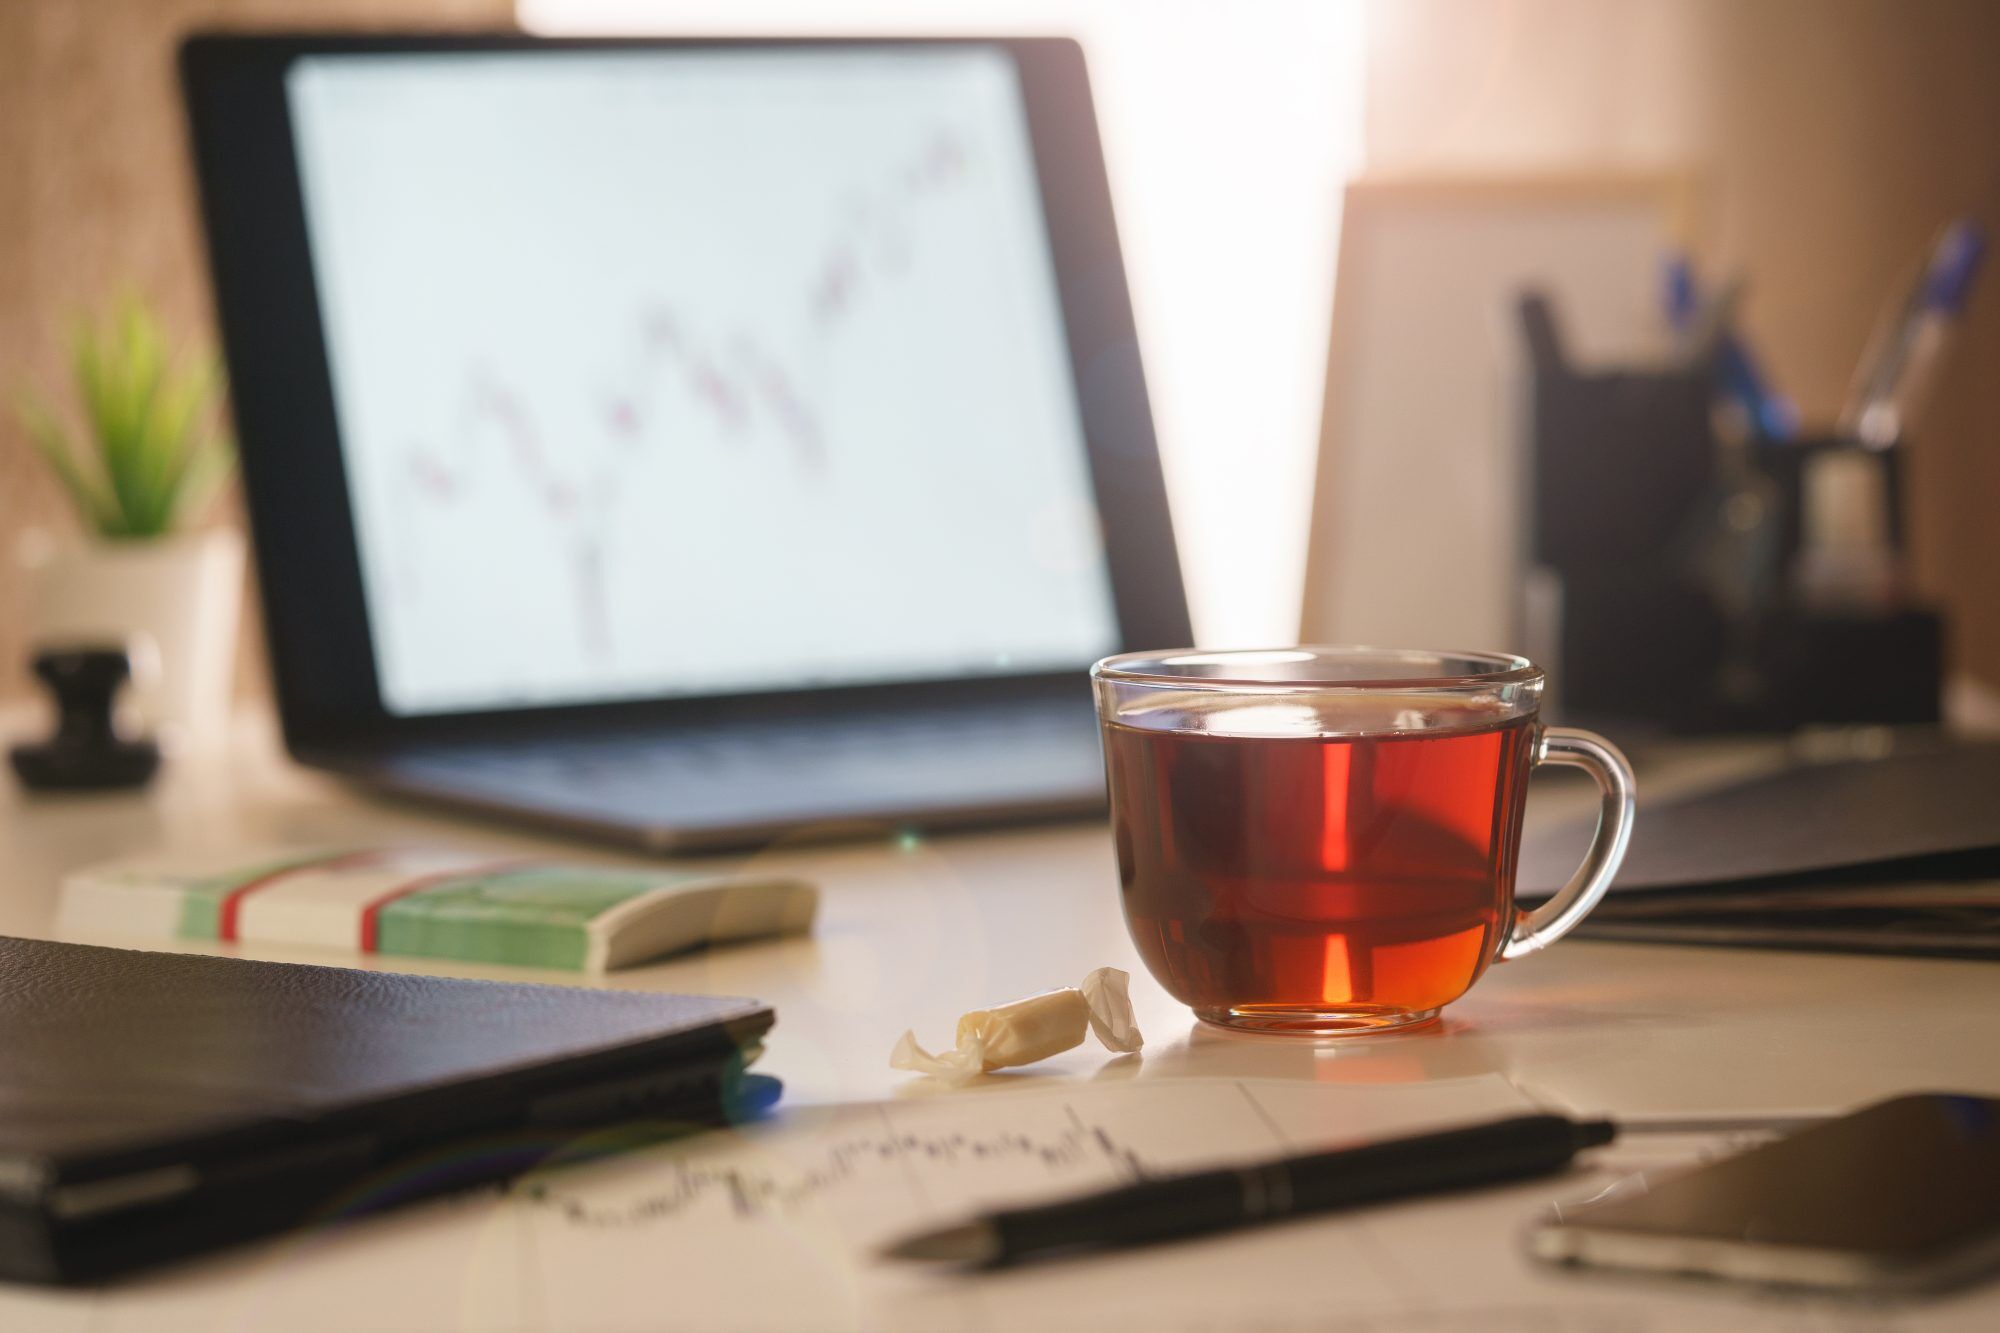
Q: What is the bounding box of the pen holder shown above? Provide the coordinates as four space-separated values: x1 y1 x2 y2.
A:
1528 363 1717 572
1745 433 1942 729
1522 350 1722 729
1749 605 1943 728
1521 359 1945 731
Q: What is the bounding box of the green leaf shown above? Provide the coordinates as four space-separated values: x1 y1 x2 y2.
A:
111 300 169 534
34 293 234 539
13 391 119 533
168 431 237 528
143 352 220 534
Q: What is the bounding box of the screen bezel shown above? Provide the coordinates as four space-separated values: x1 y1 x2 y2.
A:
181 32 1189 753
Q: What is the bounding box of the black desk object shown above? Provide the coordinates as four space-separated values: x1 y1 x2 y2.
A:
1519 291 1944 733
7 648 159 791
0 938 773 1283
1518 743 2000 958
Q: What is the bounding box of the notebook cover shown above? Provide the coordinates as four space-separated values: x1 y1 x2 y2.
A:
0 937 772 1281
1518 742 2000 900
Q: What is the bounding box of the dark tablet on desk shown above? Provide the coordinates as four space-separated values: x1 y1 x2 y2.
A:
1519 742 2000 898
1516 742 2000 958
0 937 773 1283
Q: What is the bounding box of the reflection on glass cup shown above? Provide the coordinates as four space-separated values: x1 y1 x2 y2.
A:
1092 647 1635 1036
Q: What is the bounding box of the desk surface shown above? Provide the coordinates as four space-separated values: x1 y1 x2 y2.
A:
3 713 1997 1330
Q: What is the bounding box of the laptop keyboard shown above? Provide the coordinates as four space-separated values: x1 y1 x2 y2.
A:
380 696 1106 834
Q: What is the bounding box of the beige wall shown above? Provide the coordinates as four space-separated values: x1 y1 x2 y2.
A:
0 0 509 703
1366 0 2000 689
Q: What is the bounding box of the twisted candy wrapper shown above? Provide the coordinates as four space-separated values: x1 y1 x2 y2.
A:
890 967 1143 1086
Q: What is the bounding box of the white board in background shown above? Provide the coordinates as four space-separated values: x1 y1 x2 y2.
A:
1300 175 1691 656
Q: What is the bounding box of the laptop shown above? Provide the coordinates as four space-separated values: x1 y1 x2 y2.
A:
181 34 1188 852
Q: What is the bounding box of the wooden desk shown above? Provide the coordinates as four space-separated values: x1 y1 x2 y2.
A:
2 712 1996 1330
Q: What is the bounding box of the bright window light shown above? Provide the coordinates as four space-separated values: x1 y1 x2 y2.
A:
521 1 1366 648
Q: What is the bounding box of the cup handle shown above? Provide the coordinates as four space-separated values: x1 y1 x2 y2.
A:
1500 726 1637 961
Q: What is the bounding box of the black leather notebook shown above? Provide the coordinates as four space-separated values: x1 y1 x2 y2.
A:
0 937 775 1284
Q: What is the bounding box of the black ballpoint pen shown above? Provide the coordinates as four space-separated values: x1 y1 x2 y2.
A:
879 1112 1616 1267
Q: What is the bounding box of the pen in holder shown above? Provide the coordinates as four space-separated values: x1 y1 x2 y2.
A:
1519 291 1944 733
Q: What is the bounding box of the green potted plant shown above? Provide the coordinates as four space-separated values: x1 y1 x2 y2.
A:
14 294 242 746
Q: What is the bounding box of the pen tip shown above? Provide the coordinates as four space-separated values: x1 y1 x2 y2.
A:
1576 1118 1618 1149
879 1220 1000 1265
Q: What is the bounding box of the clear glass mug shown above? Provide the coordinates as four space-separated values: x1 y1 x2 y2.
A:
1091 647 1635 1036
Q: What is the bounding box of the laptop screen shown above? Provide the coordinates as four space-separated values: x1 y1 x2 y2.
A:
284 48 1120 717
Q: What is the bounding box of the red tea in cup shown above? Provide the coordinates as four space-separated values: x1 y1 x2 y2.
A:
1093 650 1633 1035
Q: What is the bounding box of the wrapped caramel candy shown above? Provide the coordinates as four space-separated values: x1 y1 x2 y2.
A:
891 967 1143 1085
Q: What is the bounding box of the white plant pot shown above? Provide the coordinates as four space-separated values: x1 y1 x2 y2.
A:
19 527 245 750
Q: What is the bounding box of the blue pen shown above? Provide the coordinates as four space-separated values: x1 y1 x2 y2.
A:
1663 256 1797 442
1843 219 1988 449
